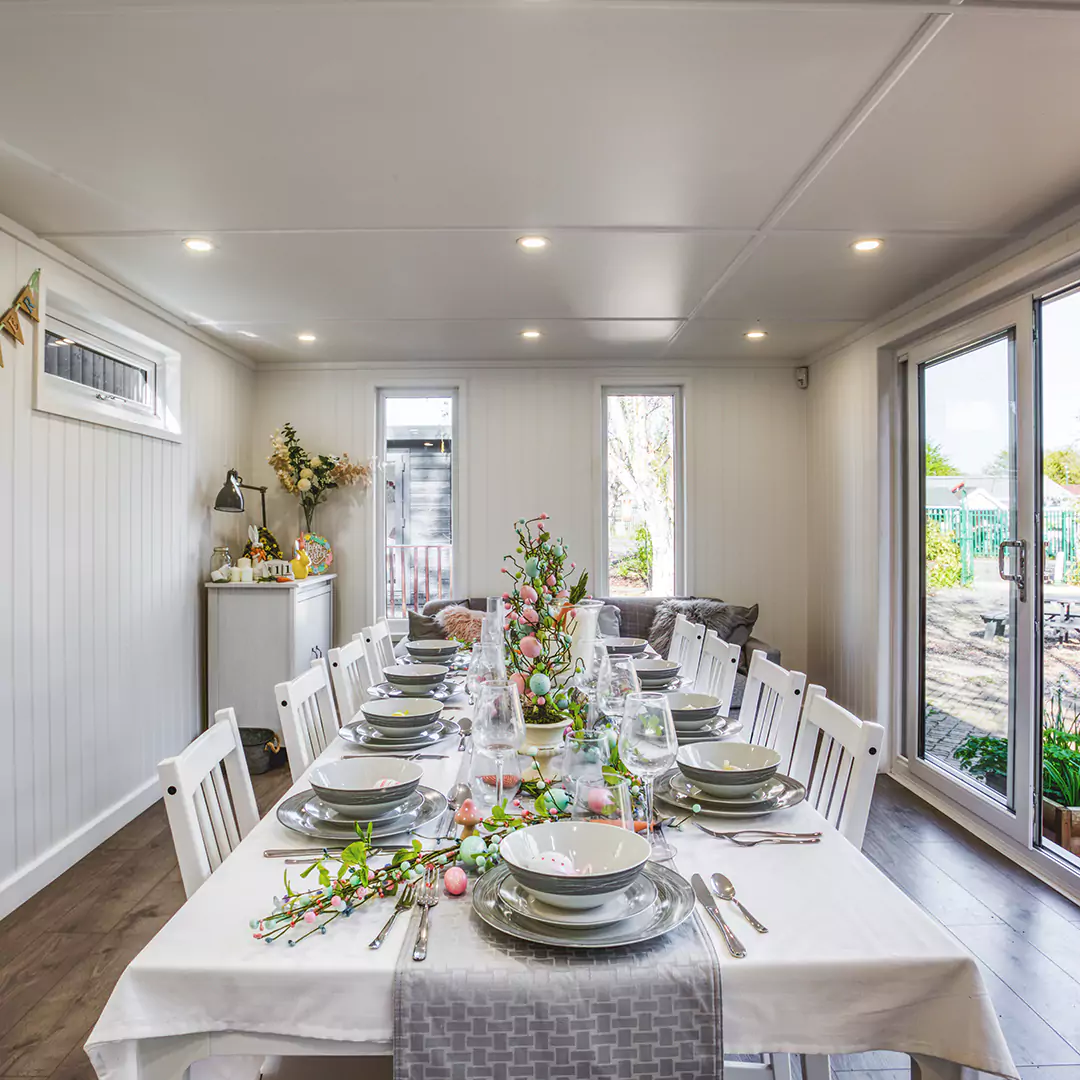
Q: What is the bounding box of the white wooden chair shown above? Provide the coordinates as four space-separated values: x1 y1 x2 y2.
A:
789 685 885 849
358 619 396 682
275 660 341 782
693 629 742 716
327 636 373 722
158 707 260 897
668 614 705 684
739 649 807 772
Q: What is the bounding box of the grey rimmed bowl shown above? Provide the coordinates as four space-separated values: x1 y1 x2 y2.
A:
633 658 681 685
499 821 650 910
405 639 461 663
308 757 423 819
359 696 443 736
383 663 449 692
676 743 781 797
604 637 649 656
667 692 722 726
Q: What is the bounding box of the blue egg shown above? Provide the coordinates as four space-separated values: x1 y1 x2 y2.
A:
529 672 552 696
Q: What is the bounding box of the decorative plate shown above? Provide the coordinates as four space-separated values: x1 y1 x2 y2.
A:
302 533 333 574
674 717 743 744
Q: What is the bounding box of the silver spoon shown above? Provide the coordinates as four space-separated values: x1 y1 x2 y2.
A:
711 872 769 934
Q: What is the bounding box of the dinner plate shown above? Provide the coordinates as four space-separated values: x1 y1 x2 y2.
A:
338 718 460 751
302 788 425 824
674 717 743 744
497 873 659 929
655 770 805 818
668 773 788 807
277 785 446 842
367 680 462 701
472 863 695 949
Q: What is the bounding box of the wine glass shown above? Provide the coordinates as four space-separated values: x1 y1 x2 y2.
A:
598 655 641 719
618 692 678 860
571 776 634 831
472 680 526 808
466 642 504 703
575 637 611 699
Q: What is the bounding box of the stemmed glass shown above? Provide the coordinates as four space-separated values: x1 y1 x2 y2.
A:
571 776 635 830
472 680 526 808
597 655 641 720
575 637 612 700
466 642 504 704
618 691 679 860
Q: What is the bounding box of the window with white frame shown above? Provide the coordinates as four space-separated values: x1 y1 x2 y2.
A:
34 285 181 441
602 388 683 596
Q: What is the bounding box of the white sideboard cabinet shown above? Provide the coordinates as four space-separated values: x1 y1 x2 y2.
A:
206 574 335 733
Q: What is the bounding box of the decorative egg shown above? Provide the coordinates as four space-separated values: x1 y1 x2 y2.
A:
459 835 486 864
509 672 526 693
524 557 540 579
552 544 563 557
587 787 614 814
522 606 539 625
546 575 556 587
520 635 542 659
520 584 538 604
444 867 468 895
530 851 574 875
529 672 552 696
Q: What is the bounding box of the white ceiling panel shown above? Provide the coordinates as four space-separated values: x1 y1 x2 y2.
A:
53 229 752 323
235 318 682 365
694 231 1003 323
0 6 923 232
669 319 865 361
783 16 1080 234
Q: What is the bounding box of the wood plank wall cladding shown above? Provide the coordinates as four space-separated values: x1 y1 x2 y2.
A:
0 225 255 917
250 364 809 671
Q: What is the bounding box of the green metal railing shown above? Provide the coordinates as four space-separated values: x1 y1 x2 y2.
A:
927 505 1080 565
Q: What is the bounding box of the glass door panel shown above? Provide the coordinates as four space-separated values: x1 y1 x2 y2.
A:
1038 286 1080 868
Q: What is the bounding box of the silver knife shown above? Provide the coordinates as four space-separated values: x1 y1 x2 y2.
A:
691 873 747 958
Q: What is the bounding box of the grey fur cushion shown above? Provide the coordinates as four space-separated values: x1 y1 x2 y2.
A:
647 599 759 657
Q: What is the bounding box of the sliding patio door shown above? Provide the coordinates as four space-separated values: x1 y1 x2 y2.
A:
904 299 1038 846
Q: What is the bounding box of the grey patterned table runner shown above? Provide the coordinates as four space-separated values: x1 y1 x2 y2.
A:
392 879 723 1080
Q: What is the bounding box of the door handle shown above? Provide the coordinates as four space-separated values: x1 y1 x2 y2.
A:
998 540 1027 603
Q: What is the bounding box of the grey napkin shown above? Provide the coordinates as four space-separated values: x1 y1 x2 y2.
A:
393 876 723 1080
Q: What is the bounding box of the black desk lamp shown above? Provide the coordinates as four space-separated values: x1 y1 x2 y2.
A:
214 469 268 528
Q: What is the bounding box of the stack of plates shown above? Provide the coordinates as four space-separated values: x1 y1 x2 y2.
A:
367 680 461 701
473 863 695 948
339 715 461 752
674 716 742 744
603 637 648 657
633 658 682 691
277 785 447 842
654 767 806 818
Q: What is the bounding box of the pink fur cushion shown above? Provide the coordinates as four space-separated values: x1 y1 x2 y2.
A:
436 604 485 644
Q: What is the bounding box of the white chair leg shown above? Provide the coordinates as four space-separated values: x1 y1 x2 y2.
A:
771 1053 796 1080
801 1054 831 1080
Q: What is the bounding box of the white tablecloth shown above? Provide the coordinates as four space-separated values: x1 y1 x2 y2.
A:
87 728 1017 1080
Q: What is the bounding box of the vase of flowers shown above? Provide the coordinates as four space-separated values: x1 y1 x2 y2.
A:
501 515 592 744
268 422 371 535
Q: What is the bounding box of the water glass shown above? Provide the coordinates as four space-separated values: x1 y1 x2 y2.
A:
575 637 611 698
561 729 614 785
472 680 526 807
571 776 635 831
598 655 641 718
618 691 678 859
466 642 504 703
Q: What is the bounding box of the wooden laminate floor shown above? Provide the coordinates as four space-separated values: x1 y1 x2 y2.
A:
0 772 1078 1080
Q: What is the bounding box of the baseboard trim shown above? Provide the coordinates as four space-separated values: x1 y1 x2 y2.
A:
888 762 1080 907
0 777 160 920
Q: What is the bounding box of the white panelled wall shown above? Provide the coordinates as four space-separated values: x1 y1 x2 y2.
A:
0 220 254 917
249 364 809 673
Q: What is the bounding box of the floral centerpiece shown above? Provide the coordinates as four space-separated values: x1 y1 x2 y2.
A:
268 422 371 533
501 514 591 731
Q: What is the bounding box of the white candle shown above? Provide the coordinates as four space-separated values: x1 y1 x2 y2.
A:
229 567 243 583
240 567 254 583
237 557 252 570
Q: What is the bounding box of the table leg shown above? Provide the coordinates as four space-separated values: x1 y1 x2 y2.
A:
911 1054 963 1080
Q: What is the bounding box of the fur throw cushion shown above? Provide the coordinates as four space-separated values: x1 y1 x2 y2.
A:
647 598 759 658
435 604 485 644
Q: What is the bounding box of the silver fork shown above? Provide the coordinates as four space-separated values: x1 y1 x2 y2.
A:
694 824 822 846
369 882 416 949
412 866 440 961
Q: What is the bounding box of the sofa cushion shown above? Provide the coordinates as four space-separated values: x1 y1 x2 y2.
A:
435 603 485 643
647 598 759 657
597 603 622 637
408 609 447 641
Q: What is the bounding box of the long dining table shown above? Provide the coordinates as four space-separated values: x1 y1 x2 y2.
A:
87 692 1018 1080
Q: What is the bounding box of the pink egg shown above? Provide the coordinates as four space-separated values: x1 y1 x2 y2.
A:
556 589 569 600
536 696 546 705
519 635 542 659
588 788 614 814
546 575 556 587
444 867 468 896
509 672 526 693
374 777 399 789
522 606 539 625
520 585 538 604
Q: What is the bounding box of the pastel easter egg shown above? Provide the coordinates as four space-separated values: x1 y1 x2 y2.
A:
519 635 542 659
546 575 556 587
520 584 538 604
588 787 614 814
536 696 546 706
546 787 570 812
553 691 570 710
509 672 526 693
522 606 539 625
531 851 573 874
556 589 569 600
444 867 468 896
374 777 399 789
459 835 486 864
529 672 552 696
552 544 563 557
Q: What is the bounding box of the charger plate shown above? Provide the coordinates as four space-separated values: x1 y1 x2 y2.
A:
338 718 460 751
497 873 659 929
674 717 743 744
473 862 694 949
656 770 805 818
277 786 446 842
367 681 462 701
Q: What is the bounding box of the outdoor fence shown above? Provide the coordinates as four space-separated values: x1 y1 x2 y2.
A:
927 506 1080 563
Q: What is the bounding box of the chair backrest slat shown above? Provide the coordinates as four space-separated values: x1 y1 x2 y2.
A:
739 650 807 771
789 685 884 848
276 660 341 782
668 616 705 685
328 636 373 722
359 620 396 680
692 630 742 716
159 707 260 897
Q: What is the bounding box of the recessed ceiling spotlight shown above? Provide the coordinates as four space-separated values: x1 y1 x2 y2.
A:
297 332 317 342
521 329 542 339
517 236 549 251
237 330 258 339
852 238 883 252
60 337 74 344
744 329 767 340
182 237 214 252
